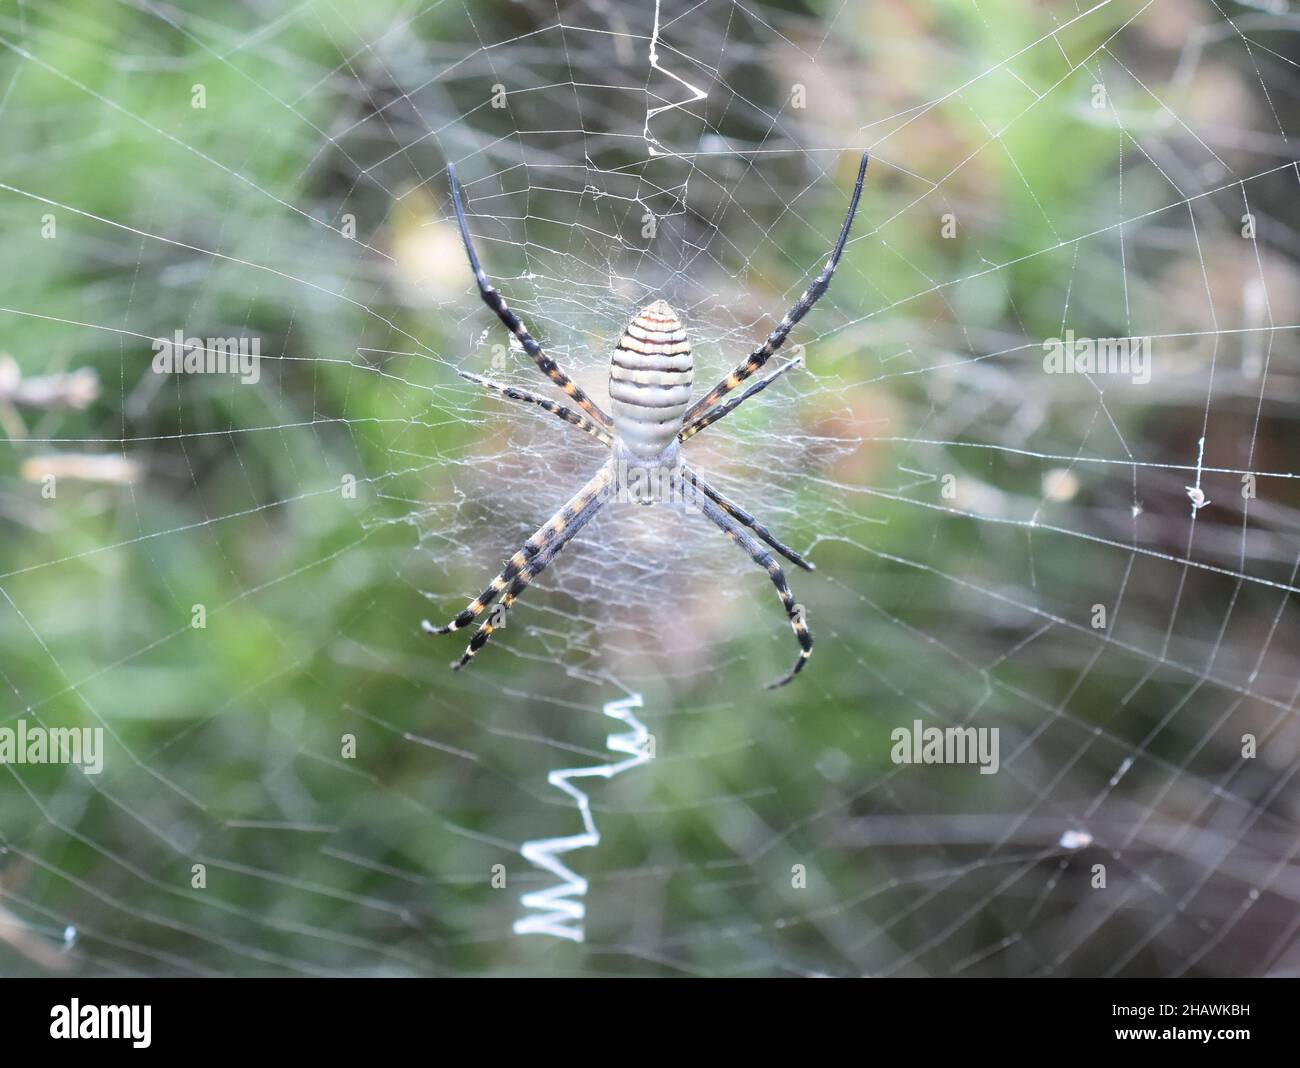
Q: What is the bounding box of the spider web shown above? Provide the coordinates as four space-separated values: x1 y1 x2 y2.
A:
1 0 1298 977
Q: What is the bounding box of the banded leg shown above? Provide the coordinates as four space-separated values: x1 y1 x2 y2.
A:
447 163 613 430
681 466 814 571
450 468 613 670
678 353 803 443
697 497 813 689
423 464 613 637
684 151 868 425
458 370 614 446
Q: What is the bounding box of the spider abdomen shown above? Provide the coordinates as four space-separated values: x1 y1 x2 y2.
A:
609 300 693 459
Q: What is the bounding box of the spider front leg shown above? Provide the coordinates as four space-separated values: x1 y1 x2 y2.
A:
424 464 614 667
451 516 584 670
681 465 814 571
683 150 868 428
696 497 813 689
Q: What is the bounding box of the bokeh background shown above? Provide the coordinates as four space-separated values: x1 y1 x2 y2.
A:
1 0 1298 976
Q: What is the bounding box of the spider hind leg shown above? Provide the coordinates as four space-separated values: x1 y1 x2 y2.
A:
682 150 868 428
447 163 613 431
457 370 614 446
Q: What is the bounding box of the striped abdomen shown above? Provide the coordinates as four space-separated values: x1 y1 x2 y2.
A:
609 299 693 460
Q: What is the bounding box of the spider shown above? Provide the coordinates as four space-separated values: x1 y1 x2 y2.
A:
426 151 869 688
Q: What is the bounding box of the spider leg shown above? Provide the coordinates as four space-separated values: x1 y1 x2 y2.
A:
696 496 813 689
458 370 614 446
447 164 613 430
449 468 613 670
678 352 804 443
423 464 613 637
680 465 814 571
683 151 868 426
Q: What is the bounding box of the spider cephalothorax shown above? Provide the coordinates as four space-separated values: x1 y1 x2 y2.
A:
426 152 869 688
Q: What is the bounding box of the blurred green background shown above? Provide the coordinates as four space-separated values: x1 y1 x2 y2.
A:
1 0 1298 976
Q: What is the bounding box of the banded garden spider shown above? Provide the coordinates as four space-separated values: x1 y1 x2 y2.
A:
426 151 869 688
